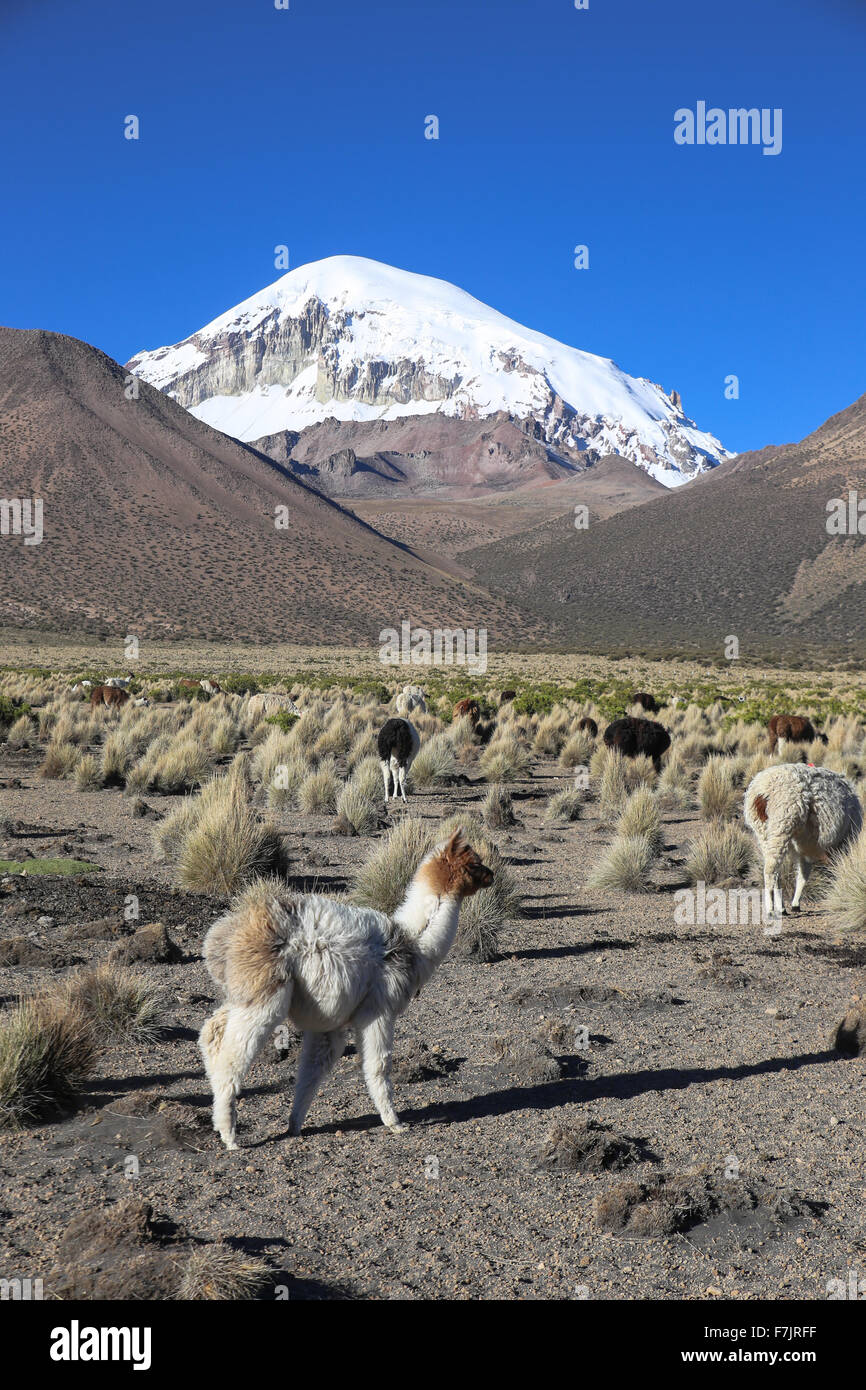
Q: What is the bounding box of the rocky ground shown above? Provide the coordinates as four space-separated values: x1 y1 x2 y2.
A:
1 740 864 1301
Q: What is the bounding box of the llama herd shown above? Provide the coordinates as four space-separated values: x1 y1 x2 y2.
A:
188 681 866 1150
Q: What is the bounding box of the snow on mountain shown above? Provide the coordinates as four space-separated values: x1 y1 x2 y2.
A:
127 255 733 486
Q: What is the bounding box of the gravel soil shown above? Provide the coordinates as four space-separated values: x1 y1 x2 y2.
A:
1 743 864 1301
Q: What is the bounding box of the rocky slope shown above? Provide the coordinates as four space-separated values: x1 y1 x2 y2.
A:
0 326 535 644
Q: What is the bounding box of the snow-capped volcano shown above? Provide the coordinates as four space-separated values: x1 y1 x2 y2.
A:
127 255 732 486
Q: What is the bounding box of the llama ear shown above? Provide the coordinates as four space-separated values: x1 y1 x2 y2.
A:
446 827 465 853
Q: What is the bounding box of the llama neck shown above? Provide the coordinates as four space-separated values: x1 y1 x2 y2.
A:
394 874 462 967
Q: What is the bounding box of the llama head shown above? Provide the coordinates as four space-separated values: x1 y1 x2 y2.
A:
422 828 493 899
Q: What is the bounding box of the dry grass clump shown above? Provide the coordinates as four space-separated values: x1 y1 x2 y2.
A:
335 776 381 836
5 714 34 749
480 734 530 783
74 754 102 791
820 830 866 932
62 963 163 1042
40 739 80 780
483 783 516 829
587 834 657 893
559 729 594 770
616 785 662 851
347 723 377 770
533 712 570 756
349 817 435 915
178 1246 270 1301
155 773 288 894
209 716 239 756
411 732 456 787
125 730 214 795
545 788 584 823
656 751 691 812
697 755 739 822
685 822 755 885
0 994 95 1127
298 760 340 814
437 812 522 961
598 753 629 817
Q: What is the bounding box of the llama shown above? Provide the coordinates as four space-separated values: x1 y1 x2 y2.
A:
632 692 660 714
395 689 426 716
247 692 300 718
604 716 670 772
200 679 222 695
377 717 420 803
767 713 827 755
89 684 130 709
198 829 493 1149
577 716 598 738
453 697 480 724
744 763 862 917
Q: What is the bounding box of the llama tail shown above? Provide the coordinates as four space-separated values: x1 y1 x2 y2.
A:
202 883 298 1004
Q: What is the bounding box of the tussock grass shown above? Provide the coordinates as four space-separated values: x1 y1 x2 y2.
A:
616 785 662 850
209 716 239 756
298 760 340 814
6 714 34 749
178 1246 270 1301
587 834 656 893
479 734 530 783
599 754 629 817
335 775 381 836
62 963 163 1042
40 739 80 780
410 732 456 787
545 788 584 823
437 812 522 961
697 756 739 822
74 754 102 791
349 817 434 915
0 995 95 1127
483 783 516 829
685 823 755 885
156 773 288 893
821 831 866 932
559 730 594 770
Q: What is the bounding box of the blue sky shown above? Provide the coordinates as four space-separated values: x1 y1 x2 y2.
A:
1 0 864 453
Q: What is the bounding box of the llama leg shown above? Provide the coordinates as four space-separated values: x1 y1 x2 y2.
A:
380 758 391 803
762 851 785 918
397 763 408 803
288 1029 347 1136
205 993 290 1150
790 854 812 911
356 1015 405 1132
